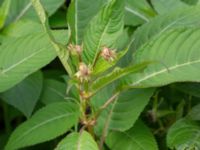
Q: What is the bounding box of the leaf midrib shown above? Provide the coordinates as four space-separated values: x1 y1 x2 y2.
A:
122 131 146 150
132 59 200 86
14 2 32 22
75 0 79 44
46 86 66 98
101 99 117 137
77 132 83 150
92 18 110 66
134 11 197 49
125 6 149 22
1 44 53 74
170 125 200 146
11 113 75 147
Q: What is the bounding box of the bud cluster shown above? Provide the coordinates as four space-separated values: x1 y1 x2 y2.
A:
73 45 117 82
75 63 91 82
68 44 82 55
100 47 116 61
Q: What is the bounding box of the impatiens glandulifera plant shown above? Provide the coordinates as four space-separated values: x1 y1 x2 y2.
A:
1 0 200 149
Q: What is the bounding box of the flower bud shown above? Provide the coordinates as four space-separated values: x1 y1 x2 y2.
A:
101 47 116 61
75 63 91 82
68 43 82 55
80 91 92 100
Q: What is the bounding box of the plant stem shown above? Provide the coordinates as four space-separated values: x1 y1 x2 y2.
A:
31 0 74 77
187 95 192 113
87 124 95 138
153 91 159 113
80 96 87 123
94 92 119 120
96 93 119 150
2 102 11 133
100 93 119 110
92 51 101 68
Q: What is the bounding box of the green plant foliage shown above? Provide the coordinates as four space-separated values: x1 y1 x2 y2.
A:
181 0 199 5
95 88 154 136
5 102 79 150
173 83 200 98
187 104 200 121
92 47 128 76
0 0 11 28
0 31 68 92
1 0 200 149
2 20 42 37
133 5 200 50
49 10 67 28
0 71 43 118
106 120 158 150
91 84 116 110
151 0 188 14
167 119 200 149
92 62 150 94
6 0 65 23
31 0 73 76
67 0 107 45
40 79 67 105
128 28 200 88
83 0 124 65
55 131 98 150
125 0 155 26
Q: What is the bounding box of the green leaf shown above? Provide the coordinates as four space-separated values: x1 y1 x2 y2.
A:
0 30 69 92
2 20 42 37
32 0 73 76
167 119 200 149
151 0 188 14
106 120 158 150
93 29 133 76
67 0 106 45
95 88 154 136
129 28 200 88
55 131 98 150
133 5 200 50
0 134 9 150
91 84 116 110
43 69 65 79
40 79 68 105
6 0 65 23
181 0 199 5
125 0 155 26
92 62 150 94
83 0 124 65
49 10 67 29
173 83 200 98
0 0 11 28
5 102 79 150
187 104 200 121
24 0 65 21
0 71 43 118
93 49 128 76
1 19 66 46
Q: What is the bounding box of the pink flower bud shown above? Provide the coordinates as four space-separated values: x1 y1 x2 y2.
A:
75 45 82 54
68 43 82 55
101 47 116 61
75 63 91 82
